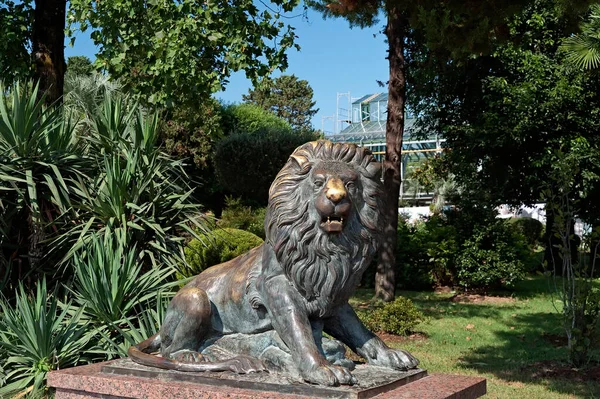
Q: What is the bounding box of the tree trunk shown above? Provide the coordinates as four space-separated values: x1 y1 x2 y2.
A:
32 0 67 104
374 7 407 302
543 207 561 273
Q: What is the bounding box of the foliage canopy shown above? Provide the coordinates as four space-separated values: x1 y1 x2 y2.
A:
67 0 301 106
243 74 319 131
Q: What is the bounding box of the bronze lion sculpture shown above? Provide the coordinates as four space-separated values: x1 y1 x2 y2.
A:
129 140 419 386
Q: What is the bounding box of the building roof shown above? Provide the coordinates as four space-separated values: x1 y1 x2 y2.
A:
352 93 388 105
327 118 440 144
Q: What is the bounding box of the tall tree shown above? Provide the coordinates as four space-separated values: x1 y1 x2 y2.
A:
1 0 301 106
0 0 33 84
409 0 600 267
243 74 319 130
309 0 530 301
68 0 301 106
66 55 94 77
32 0 67 104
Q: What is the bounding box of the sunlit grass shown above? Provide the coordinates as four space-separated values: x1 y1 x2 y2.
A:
352 276 600 399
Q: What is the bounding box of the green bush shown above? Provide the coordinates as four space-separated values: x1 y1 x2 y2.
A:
395 217 433 289
220 103 292 135
357 297 426 336
161 98 223 169
508 217 544 248
218 197 267 239
396 215 458 289
214 127 318 205
183 228 264 277
455 220 528 289
395 210 533 291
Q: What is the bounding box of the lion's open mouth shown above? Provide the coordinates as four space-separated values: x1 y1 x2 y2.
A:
321 215 345 233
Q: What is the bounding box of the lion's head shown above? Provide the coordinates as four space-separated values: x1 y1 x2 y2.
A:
264 140 385 315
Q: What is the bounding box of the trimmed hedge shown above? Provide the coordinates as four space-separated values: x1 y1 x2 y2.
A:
214 128 318 204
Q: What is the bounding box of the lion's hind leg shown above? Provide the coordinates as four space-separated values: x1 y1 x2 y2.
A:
158 285 267 374
160 285 211 362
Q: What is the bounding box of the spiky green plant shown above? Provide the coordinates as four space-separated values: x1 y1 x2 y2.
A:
69 230 176 328
561 4 600 70
97 292 172 358
63 73 122 119
55 93 209 272
0 82 89 277
0 280 91 398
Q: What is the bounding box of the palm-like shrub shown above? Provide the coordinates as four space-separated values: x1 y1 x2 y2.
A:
70 231 176 327
68 231 176 358
70 229 175 326
56 94 208 271
0 280 91 398
64 73 122 118
0 82 88 277
100 292 172 358
561 4 600 69
0 83 210 394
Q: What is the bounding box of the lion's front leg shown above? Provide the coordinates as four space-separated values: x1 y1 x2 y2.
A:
260 275 356 386
324 304 420 371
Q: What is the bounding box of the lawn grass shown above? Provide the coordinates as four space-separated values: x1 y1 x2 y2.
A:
351 276 600 399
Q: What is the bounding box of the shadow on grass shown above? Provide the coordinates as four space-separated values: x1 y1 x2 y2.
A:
456 310 600 398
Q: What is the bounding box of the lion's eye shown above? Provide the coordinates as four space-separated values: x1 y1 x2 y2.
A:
314 180 324 187
346 181 356 189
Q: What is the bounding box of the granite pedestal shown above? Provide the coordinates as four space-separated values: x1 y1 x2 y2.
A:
48 360 486 399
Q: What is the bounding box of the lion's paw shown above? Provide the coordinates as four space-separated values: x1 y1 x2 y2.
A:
302 364 357 386
224 355 268 374
370 348 419 371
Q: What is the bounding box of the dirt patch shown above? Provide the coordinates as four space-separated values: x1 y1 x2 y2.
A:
450 294 516 304
434 286 453 294
521 360 600 382
541 333 568 348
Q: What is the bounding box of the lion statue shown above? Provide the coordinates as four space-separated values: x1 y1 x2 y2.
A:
129 140 419 386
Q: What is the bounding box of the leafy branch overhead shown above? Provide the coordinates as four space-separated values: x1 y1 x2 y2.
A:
67 0 302 106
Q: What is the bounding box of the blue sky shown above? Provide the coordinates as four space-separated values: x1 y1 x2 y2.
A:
65 8 390 132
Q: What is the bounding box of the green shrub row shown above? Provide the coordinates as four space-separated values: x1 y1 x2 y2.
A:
394 212 539 291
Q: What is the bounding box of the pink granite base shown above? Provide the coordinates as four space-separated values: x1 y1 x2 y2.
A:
48 361 486 399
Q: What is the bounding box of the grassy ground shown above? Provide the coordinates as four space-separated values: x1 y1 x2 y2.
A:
351 277 600 399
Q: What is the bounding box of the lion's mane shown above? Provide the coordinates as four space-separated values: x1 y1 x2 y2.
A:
264 140 384 316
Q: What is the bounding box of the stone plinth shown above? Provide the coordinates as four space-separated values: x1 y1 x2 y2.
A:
48 360 486 399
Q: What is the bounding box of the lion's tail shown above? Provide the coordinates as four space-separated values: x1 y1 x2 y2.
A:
127 333 165 367
128 334 259 373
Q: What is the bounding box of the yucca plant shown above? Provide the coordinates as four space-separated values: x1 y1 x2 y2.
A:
96 292 172 358
0 82 89 278
68 230 177 358
55 93 209 272
0 280 92 398
69 230 176 328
